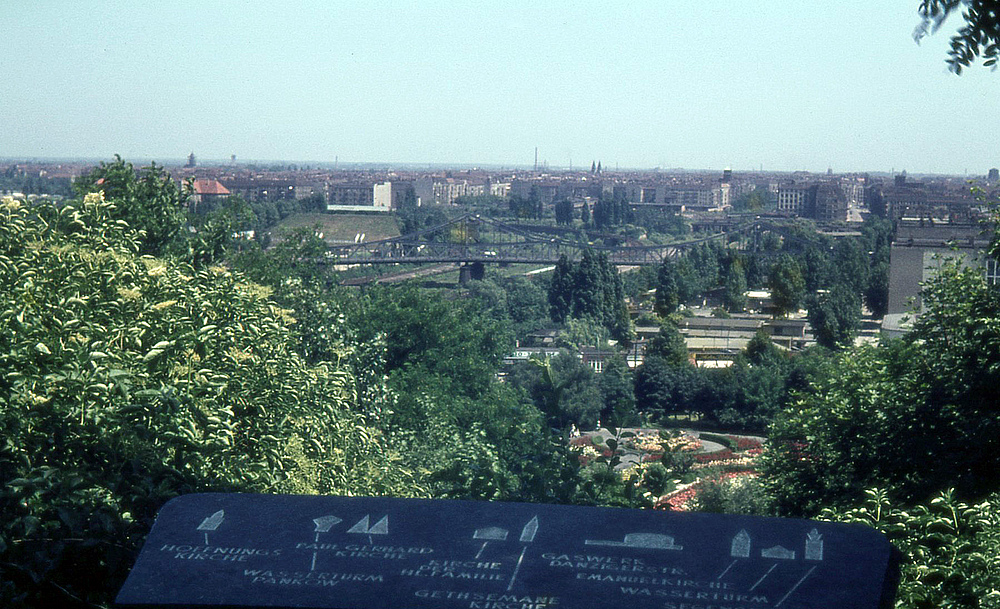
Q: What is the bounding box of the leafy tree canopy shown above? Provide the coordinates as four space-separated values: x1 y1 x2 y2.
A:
916 0 1000 72
763 261 1000 514
768 255 806 317
0 194 409 606
806 284 862 349
74 155 186 256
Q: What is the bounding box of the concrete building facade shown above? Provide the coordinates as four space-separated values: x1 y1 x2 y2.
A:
886 221 992 316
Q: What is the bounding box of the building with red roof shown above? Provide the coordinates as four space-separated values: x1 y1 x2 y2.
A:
190 178 230 212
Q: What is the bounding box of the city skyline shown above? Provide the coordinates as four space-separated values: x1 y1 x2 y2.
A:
2 1 998 174
1 155 989 179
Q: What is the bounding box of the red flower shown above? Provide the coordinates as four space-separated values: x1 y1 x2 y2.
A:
728 436 763 451
694 449 734 463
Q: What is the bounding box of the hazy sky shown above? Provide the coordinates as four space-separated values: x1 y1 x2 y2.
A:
1 1 997 173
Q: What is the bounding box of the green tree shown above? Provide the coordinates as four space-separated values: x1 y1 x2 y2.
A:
646 323 690 367
528 184 543 219
597 355 636 423
865 261 890 318
74 155 186 256
183 194 255 269
832 238 869 296
701 339 792 433
763 261 1000 514
802 244 834 292
674 257 700 304
744 330 786 367
598 253 632 345
502 276 550 335
724 369 785 431
687 243 721 294
723 258 748 313
743 251 767 289
733 187 772 212
507 354 602 430
768 255 806 316
592 198 611 229
400 185 418 211
633 356 700 419
760 230 783 252
621 265 659 301
466 276 510 322
556 317 610 351
861 215 893 266
554 198 574 226
548 251 631 344
351 285 512 401
549 354 603 430
572 250 605 320
548 255 574 323
806 284 862 349
655 259 681 316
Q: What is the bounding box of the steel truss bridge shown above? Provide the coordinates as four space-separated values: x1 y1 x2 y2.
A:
325 213 760 266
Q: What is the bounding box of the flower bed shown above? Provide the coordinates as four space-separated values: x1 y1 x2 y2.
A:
623 430 701 453
571 430 708 468
573 441 614 466
728 436 763 451
656 471 760 511
693 456 758 471
694 449 734 463
658 487 699 511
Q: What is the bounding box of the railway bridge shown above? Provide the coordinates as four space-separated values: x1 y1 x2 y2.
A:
324 213 758 269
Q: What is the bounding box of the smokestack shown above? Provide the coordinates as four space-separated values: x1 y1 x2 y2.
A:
534 147 538 172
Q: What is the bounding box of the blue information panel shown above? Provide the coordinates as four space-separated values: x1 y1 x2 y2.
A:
116 494 898 609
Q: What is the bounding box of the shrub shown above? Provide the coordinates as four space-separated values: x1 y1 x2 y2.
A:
699 432 736 449
822 489 1000 608
642 462 672 496
0 195 405 607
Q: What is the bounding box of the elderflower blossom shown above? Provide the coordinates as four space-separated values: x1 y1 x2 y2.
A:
117 287 142 301
151 300 177 311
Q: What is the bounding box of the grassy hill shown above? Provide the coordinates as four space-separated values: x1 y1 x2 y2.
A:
274 212 400 243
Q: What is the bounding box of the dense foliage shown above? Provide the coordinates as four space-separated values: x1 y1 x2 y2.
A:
0 194 408 606
822 488 1000 608
547 251 631 343
632 327 829 431
653 217 891 344
763 261 1000 513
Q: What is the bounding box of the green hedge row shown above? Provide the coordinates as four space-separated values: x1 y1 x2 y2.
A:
697 433 735 450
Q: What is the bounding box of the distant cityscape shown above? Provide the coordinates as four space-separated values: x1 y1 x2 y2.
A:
3 153 997 224
5 153 998 349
